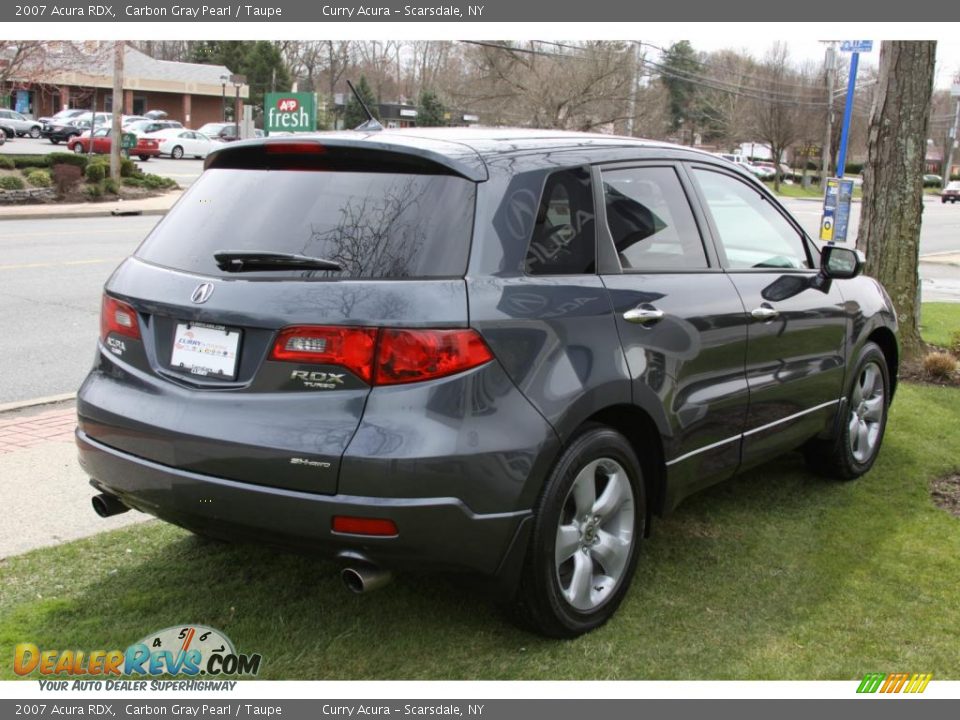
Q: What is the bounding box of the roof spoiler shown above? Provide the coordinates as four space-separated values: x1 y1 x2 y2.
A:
205 137 487 182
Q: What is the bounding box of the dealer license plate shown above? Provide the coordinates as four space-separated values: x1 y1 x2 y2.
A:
170 322 241 379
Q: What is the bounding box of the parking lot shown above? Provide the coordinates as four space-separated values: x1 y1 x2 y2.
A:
0 135 205 188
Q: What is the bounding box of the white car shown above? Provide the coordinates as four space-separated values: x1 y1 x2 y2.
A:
152 128 217 159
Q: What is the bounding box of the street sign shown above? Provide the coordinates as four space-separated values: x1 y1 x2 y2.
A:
264 92 317 134
820 177 855 243
796 144 822 157
840 40 873 53
120 132 137 150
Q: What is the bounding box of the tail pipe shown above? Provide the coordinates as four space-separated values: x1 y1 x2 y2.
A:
91 492 129 518
341 563 393 594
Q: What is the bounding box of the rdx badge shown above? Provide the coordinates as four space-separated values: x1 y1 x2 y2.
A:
290 370 346 389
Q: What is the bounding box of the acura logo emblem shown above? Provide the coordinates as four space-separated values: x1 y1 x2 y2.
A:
191 283 214 304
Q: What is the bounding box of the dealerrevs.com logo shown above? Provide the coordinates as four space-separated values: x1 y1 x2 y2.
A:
14 625 262 686
857 672 933 694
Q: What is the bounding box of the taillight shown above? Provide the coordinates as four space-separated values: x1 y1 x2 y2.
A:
331 516 398 537
376 328 494 385
269 326 493 385
271 326 378 383
100 295 140 341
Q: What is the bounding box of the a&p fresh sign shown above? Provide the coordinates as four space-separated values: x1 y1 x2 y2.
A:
264 92 317 134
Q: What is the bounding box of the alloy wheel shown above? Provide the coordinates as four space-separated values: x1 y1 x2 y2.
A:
848 360 885 464
554 458 635 611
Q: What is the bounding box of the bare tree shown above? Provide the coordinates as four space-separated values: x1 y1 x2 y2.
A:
751 44 808 192
858 41 937 360
455 41 636 131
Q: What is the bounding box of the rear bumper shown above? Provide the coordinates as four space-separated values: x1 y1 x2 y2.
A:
77 429 530 577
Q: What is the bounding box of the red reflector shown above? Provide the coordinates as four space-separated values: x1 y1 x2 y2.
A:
270 326 377 383
376 329 493 385
332 516 398 537
100 294 140 341
265 142 326 155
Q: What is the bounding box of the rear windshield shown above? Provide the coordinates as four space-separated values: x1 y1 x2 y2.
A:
136 168 476 279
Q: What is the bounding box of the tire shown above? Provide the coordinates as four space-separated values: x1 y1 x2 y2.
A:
50 138 60 145
515 425 645 638
73 143 85 154
171 145 184 159
29 127 41 139
804 342 890 480
139 155 150 162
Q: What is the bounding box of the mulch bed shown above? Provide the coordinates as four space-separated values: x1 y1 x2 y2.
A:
932 473 960 518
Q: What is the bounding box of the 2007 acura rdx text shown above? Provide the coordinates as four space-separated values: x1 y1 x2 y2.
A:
77 129 898 637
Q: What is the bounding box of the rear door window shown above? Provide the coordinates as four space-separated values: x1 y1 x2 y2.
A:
602 166 708 271
136 168 476 279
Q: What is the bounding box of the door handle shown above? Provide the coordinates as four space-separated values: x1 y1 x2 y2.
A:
751 305 780 321
623 307 664 325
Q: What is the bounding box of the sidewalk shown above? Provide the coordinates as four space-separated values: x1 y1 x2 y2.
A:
0 402 149 559
0 190 181 221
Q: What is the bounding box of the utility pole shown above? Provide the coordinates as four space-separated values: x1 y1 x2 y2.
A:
820 43 836 186
626 41 642 137
110 41 123 182
943 76 960 189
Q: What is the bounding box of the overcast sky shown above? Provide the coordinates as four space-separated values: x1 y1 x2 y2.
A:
664 37 960 89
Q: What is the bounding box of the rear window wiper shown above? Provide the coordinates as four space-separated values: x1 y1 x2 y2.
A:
214 251 343 273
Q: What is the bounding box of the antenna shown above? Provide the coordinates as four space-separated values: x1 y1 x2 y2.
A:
346 80 384 132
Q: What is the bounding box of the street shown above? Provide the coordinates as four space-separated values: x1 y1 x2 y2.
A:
0 135 206 188
0 198 957 405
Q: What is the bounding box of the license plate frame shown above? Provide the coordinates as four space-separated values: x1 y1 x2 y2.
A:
170 321 241 379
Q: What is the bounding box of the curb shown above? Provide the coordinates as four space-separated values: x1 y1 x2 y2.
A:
0 393 76 414
0 206 171 222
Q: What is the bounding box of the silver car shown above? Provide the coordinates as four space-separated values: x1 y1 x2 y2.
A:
0 109 42 138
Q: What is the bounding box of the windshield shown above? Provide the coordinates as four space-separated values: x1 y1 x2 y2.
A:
136 168 476 279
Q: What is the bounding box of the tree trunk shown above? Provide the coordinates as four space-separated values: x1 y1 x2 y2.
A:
857 41 936 361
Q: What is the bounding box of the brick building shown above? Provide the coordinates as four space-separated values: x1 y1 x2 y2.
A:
3 43 248 129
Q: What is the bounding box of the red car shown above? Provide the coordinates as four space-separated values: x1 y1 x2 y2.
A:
67 128 160 161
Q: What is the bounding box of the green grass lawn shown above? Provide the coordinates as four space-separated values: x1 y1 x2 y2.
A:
763 181 863 200
922 303 960 349
1 383 959 680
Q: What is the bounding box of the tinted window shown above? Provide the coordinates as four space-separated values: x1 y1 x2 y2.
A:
524 167 596 275
136 168 476 279
603 166 707 271
693 168 810 270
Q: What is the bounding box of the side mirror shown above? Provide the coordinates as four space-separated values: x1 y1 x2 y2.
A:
820 245 864 280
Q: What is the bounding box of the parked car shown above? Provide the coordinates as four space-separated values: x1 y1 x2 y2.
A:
715 153 773 181
196 122 264 142
923 174 944 188
152 128 217 159
78 129 899 638
125 119 184 136
42 112 112 144
942 181 960 203
37 108 87 125
0 109 42 138
67 127 160 160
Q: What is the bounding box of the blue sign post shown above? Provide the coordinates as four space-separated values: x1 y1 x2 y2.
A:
820 40 872 245
835 40 872 178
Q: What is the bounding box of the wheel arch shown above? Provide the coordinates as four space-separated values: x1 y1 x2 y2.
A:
867 326 898 399
579 404 666 528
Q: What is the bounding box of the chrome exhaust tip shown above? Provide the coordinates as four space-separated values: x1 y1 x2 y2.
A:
91 493 129 518
341 564 393 594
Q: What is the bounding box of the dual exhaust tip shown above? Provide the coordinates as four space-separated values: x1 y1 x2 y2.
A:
91 493 392 593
